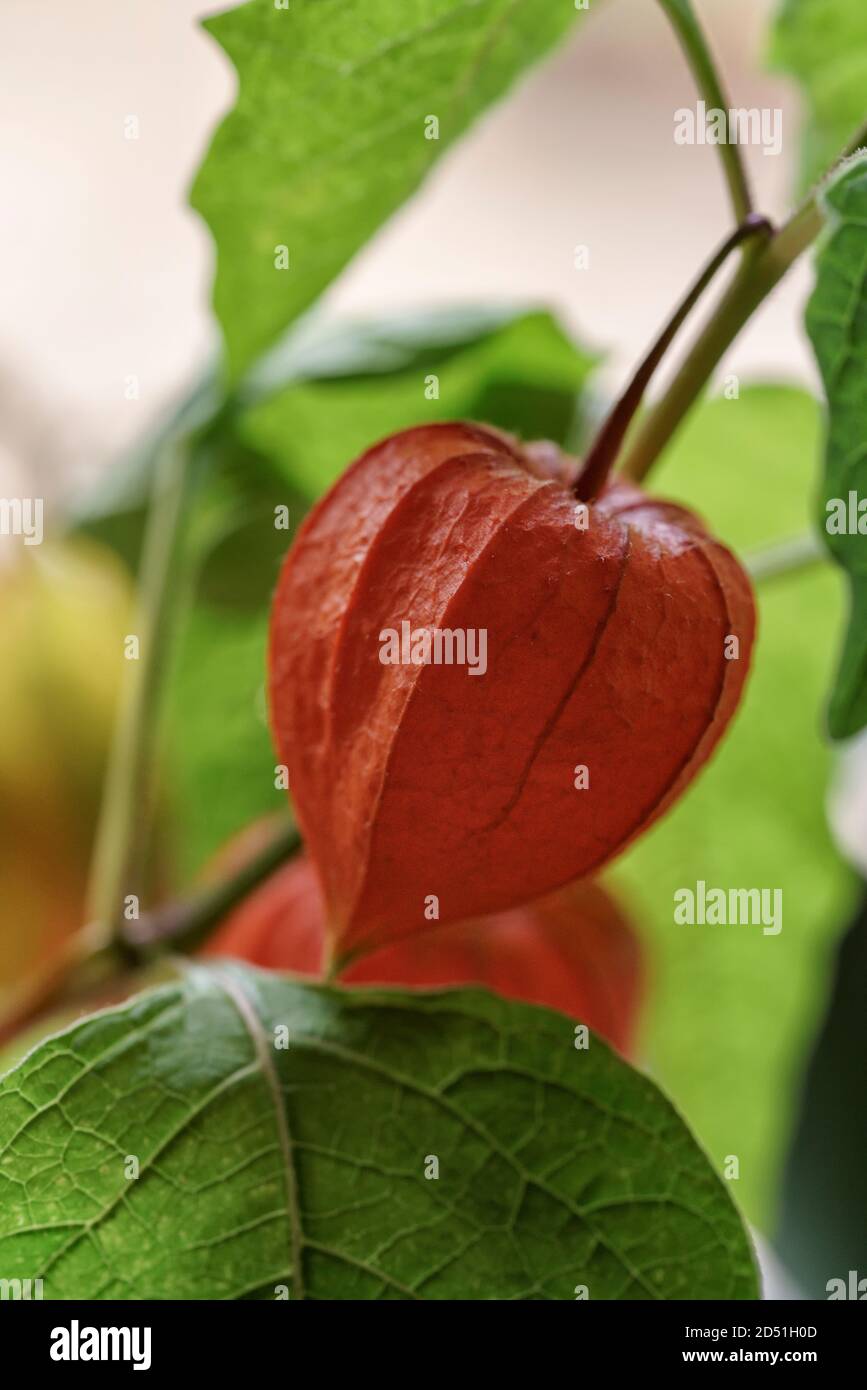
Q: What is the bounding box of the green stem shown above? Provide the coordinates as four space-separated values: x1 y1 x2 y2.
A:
658 0 753 224
619 121 867 484
87 439 198 940
746 532 826 584
618 216 813 483
574 214 772 499
123 822 302 957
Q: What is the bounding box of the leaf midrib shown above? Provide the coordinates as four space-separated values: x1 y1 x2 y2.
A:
214 967 305 1301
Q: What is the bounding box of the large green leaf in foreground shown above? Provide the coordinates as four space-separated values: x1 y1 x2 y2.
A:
805 155 867 739
609 386 857 1229
0 966 757 1299
191 0 586 378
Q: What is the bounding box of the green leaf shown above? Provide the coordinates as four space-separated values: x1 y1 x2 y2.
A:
770 0 867 189
0 966 758 1300
186 445 305 614
609 385 858 1229
73 436 305 884
241 306 598 496
242 302 551 398
775 892 867 1295
166 306 597 876
190 0 587 379
167 605 278 878
73 365 225 576
75 308 595 574
804 154 867 738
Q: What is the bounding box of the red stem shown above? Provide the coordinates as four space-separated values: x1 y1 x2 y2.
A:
573 214 773 501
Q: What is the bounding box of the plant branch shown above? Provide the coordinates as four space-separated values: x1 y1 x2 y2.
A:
87 438 199 941
574 214 772 499
618 121 867 484
746 532 826 584
123 821 303 957
0 925 129 1050
658 0 753 224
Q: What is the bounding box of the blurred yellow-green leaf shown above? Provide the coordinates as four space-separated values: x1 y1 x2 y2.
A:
0 540 131 1019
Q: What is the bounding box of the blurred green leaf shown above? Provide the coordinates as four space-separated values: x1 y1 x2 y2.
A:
776 892 867 1294
190 0 587 378
72 365 224 575
242 307 598 496
166 306 597 877
242 302 550 397
608 385 858 1229
187 446 305 614
75 307 596 569
77 428 304 614
804 154 867 738
0 542 133 1012
0 966 758 1300
167 605 277 880
770 0 867 188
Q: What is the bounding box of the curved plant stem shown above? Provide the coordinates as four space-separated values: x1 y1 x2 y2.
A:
619 120 867 485
87 439 198 942
122 821 302 957
658 0 753 224
0 820 299 1046
574 214 772 499
617 208 814 484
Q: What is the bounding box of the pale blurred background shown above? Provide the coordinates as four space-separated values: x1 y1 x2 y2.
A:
0 0 810 503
